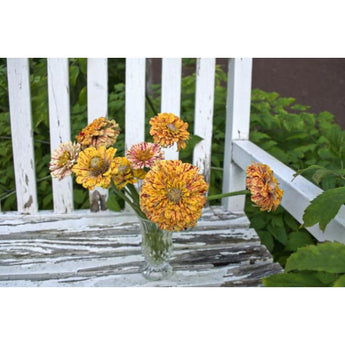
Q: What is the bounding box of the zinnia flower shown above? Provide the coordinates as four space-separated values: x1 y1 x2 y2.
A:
72 146 117 190
111 157 139 189
49 141 80 180
246 162 283 212
76 117 120 149
126 142 164 169
149 113 190 151
140 160 209 231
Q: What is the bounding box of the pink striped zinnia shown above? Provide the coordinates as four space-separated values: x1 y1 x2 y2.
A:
126 142 164 169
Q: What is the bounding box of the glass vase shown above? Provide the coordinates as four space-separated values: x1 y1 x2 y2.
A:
139 217 173 281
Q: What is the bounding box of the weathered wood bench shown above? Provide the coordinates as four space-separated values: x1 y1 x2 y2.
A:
1 58 344 287
0 207 282 287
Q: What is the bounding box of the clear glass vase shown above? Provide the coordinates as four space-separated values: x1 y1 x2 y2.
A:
139 217 173 281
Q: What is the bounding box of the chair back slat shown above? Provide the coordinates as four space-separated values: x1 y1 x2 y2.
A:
87 58 109 204
47 58 74 213
193 58 216 184
222 58 253 211
7 58 38 213
87 58 108 119
161 58 182 160
125 58 146 151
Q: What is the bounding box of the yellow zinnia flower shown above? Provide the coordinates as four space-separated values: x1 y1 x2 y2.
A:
246 162 283 212
72 146 117 190
111 157 138 189
76 117 120 149
140 160 209 231
149 113 190 151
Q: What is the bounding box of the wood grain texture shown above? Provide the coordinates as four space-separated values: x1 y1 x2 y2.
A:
47 58 74 213
6 58 38 214
161 58 182 160
193 58 216 184
125 58 146 151
0 206 282 287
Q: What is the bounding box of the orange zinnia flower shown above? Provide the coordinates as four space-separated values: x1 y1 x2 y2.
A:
149 113 190 151
246 162 283 212
76 117 120 149
140 160 209 231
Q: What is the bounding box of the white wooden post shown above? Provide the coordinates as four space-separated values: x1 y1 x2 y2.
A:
161 58 182 160
47 58 74 213
193 58 216 184
7 58 38 214
125 58 146 150
222 58 253 212
87 58 109 207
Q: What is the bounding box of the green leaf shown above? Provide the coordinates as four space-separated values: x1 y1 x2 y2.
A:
267 216 287 245
285 231 315 252
333 274 345 287
283 213 299 231
268 224 287 245
314 271 339 286
78 58 87 74
69 65 79 87
302 187 345 231
106 191 123 212
257 230 274 252
285 242 345 274
263 272 326 287
250 215 267 230
78 86 87 106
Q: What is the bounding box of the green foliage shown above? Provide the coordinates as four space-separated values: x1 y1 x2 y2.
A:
263 242 345 287
302 187 345 231
245 196 315 267
248 88 345 266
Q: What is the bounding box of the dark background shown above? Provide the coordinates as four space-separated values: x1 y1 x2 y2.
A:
150 58 345 129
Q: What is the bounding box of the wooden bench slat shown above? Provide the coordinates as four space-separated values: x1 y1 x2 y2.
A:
0 206 282 287
6 58 38 213
125 58 146 151
193 58 216 183
161 58 182 160
47 58 74 213
222 58 253 212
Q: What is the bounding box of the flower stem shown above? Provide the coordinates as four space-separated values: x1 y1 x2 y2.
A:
207 190 250 201
111 183 146 219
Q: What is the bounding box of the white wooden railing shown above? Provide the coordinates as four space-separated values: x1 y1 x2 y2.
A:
3 58 345 243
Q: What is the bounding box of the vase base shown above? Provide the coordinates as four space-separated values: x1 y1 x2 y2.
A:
142 263 173 281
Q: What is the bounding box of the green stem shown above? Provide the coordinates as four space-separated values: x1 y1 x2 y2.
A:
207 190 250 201
111 184 146 219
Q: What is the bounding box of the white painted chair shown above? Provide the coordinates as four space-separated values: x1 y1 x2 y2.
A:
1 58 344 287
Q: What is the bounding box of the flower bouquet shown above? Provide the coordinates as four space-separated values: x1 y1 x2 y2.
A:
50 113 283 280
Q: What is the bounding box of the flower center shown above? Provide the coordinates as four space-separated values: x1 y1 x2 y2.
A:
136 148 154 162
167 188 183 203
167 123 177 131
57 151 71 167
118 164 129 174
89 156 109 176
